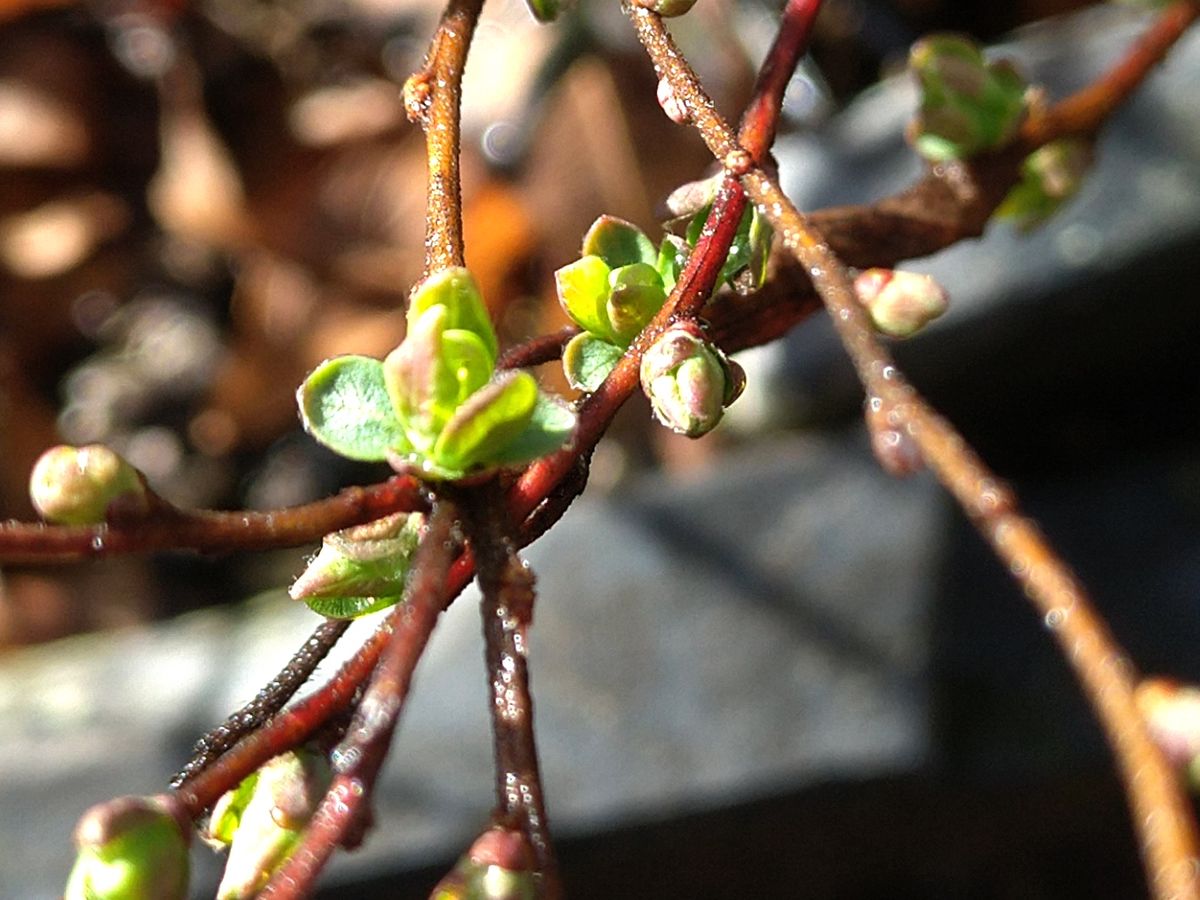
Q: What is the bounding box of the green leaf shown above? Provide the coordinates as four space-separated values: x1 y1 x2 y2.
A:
433 371 539 470
486 391 578 467
523 0 561 21
208 772 261 846
995 138 1091 230
606 263 665 344
725 205 773 293
301 594 402 619
385 308 494 449
554 255 613 340
407 267 498 363
656 236 686 295
582 216 657 270
562 332 624 393
909 34 1027 161
298 356 409 462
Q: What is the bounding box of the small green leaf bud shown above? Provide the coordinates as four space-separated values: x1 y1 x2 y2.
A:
66 795 190 900
996 138 1093 230
908 34 1027 161
633 0 698 16
29 444 148 525
290 512 425 618
640 324 744 438
211 750 332 900
853 268 949 338
407 267 498 365
430 827 536 900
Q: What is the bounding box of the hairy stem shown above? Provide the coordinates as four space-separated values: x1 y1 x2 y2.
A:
455 480 560 897
404 0 484 277
0 476 425 563
629 4 1200 898
172 617 351 788
509 0 818 521
1021 0 1199 147
258 501 459 899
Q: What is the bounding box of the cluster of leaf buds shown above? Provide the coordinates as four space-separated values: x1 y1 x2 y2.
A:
66 795 190 900
908 34 1028 162
430 827 537 900
289 511 426 618
29 443 148 525
556 216 678 391
853 268 949 338
1136 678 1200 787
640 323 744 438
298 267 575 480
204 749 331 899
556 211 769 393
662 173 773 295
996 138 1093 230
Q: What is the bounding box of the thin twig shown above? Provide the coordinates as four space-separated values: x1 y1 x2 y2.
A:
508 0 820 522
627 5 1200 898
496 326 580 371
0 476 425 564
1021 0 1199 147
455 480 560 898
404 0 484 277
171 617 351 788
258 500 459 900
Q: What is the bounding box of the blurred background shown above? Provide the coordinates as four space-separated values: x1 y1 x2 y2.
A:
0 0 1198 897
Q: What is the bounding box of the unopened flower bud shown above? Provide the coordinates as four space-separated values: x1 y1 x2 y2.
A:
633 0 698 15
66 795 189 900
853 268 948 338
210 750 331 900
1136 679 1200 777
908 34 1027 161
640 325 744 438
29 444 148 525
430 827 536 900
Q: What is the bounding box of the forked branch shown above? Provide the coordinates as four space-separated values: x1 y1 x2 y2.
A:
627 3 1200 898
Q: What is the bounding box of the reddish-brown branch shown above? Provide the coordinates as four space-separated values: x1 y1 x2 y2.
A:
0 476 425 564
258 500 459 900
628 4 1200 898
742 0 823 155
455 481 560 898
172 617 351 788
509 0 820 522
497 326 580 371
404 0 484 277
1021 0 1199 147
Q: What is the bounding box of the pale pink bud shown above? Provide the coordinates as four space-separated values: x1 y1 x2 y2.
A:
854 268 949 338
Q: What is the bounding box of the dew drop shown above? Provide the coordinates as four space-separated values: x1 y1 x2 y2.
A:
1044 607 1069 630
